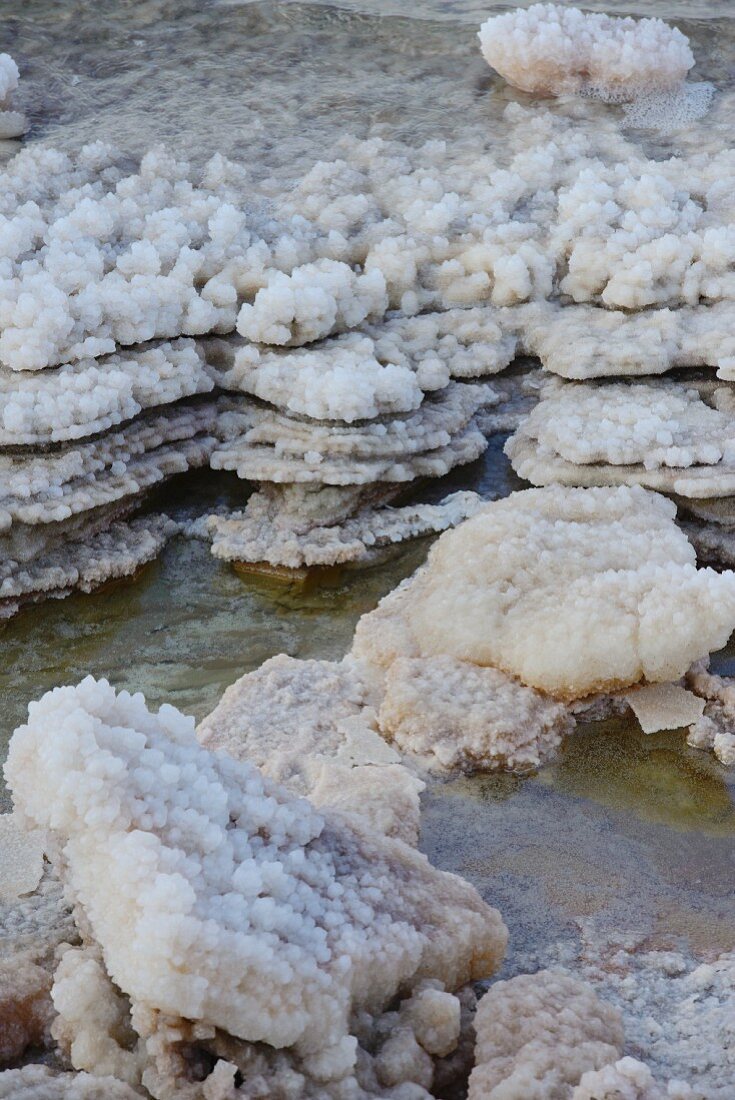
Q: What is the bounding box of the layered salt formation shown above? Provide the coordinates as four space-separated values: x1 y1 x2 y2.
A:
4 676 507 1098
4 77 735 587
506 376 735 498
197 313 523 570
0 390 222 618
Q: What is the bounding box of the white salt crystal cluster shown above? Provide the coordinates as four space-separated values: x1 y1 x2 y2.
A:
468 969 625 1098
236 260 388 347
478 5 697 108
506 376 735 499
352 486 735 700
5 676 506 1098
0 53 26 140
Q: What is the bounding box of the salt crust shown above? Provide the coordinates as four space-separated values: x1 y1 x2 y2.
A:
0 1066 141 1099
0 339 212 446
478 5 693 100
204 488 485 569
468 969 624 1099
351 486 735 699
5 677 507 1098
197 654 423 845
0 814 44 901
541 925 735 1098
625 683 704 735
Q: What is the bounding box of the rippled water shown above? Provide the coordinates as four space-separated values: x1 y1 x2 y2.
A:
0 0 733 984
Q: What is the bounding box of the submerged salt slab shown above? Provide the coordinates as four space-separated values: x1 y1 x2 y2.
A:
198 654 423 844
479 5 693 100
5 677 506 1093
205 488 485 569
352 486 735 700
626 683 705 735
0 815 44 902
468 969 624 1100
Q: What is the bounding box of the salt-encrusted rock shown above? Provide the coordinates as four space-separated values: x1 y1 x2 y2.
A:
5 677 507 1099
0 53 26 140
468 969 624 1099
204 488 485 569
0 1065 142 1099
378 655 574 773
198 654 423 845
479 5 693 100
0 514 178 620
0 339 211 446
506 376 735 499
352 486 735 700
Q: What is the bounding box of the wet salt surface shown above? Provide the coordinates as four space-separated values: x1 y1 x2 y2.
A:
0 0 731 1016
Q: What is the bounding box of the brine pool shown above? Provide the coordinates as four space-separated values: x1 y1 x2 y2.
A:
0 0 733 1024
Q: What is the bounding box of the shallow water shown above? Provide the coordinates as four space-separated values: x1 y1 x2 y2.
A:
0 0 734 1028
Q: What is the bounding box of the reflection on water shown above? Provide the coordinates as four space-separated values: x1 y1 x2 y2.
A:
539 715 735 837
